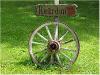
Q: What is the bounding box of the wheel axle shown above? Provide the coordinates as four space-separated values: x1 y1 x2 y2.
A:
47 41 60 53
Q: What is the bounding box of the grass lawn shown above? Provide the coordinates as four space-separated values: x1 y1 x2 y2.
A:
1 1 99 74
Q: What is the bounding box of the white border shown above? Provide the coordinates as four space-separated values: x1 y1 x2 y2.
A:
99 0 100 74
0 0 99 75
0 0 99 1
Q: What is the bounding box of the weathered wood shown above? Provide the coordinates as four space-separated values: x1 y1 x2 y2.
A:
36 4 77 17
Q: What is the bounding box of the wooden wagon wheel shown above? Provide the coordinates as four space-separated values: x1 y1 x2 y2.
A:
28 22 80 68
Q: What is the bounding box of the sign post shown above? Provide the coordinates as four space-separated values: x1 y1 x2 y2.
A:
54 0 59 5
54 0 59 22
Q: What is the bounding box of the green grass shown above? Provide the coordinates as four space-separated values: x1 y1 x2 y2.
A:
1 1 99 74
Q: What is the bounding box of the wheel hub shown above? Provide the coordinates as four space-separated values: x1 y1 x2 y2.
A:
47 41 60 53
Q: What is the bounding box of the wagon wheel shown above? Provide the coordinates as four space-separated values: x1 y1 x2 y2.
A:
28 21 80 68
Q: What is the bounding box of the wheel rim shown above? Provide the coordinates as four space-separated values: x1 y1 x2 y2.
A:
28 22 80 68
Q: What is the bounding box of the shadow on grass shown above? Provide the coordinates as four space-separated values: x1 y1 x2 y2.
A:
15 58 60 70
14 57 79 72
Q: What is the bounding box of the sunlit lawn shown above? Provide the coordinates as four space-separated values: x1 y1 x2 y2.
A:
1 1 99 74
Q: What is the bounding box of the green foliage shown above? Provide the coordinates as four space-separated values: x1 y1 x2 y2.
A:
1 1 99 74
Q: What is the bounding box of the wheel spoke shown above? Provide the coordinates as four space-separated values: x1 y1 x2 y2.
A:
56 54 62 65
59 51 72 61
40 53 48 63
60 39 74 45
33 48 47 55
31 54 39 64
32 41 46 46
37 32 48 42
50 54 54 64
59 30 68 41
45 26 53 40
61 47 76 52
54 24 58 41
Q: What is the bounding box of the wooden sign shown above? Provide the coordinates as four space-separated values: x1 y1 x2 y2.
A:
36 4 78 17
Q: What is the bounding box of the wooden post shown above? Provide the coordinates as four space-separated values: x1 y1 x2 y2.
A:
54 0 59 5
54 0 59 21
